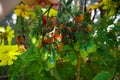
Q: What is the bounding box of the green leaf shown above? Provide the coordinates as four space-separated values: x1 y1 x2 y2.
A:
93 71 112 80
63 45 72 51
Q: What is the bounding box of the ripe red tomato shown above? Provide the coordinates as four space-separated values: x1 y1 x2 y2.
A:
51 17 57 26
43 34 55 43
75 14 84 22
87 24 92 32
54 33 63 41
42 16 47 26
42 16 57 26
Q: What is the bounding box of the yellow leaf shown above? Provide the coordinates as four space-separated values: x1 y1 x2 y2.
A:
87 2 104 11
43 8 58 17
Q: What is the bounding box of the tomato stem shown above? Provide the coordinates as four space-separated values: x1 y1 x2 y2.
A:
76 55 80 80
50 68 62 80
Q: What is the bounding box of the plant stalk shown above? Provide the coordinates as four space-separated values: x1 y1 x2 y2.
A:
50 68 62 80
76 55 80 80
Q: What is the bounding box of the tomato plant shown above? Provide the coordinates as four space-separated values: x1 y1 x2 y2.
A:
0 0 120 80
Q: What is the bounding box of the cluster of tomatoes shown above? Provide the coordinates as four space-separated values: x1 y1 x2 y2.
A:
41 16 62 43
28 11 96 70
75 14 92 32
39 46 61 71
74 41 97 59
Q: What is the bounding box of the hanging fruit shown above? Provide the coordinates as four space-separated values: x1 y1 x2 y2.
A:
41 50 49 61
64 52 70 62
47 54 56 69
57 42 64 52
42 16 47 26
53 49 60 61
80 45 88 59
54 33 63 42
74 41 80 51
70 51 77 65
75 14 84 22
87 24 92 32
43 33 55 44
87 42 97 53
42 16 57 26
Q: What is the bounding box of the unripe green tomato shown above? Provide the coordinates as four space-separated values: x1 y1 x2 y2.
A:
70 51 77 65
74 41 80 51
91 43 97 52
53 50 60 61
69 51 76 60
80 45 88 59
64 52 70 62
71 59 77 65
29 32 37 44
47 56 56 69
86 45 93 53
31 37 37 44
41 51 49 61
87 42 97 53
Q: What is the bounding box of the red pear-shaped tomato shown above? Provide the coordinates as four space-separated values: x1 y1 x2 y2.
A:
43 34 55 43
54 33 63 41
51 17 57 26
42 16 47 26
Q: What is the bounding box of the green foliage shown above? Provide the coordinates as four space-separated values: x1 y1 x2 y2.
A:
93 71 113 80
